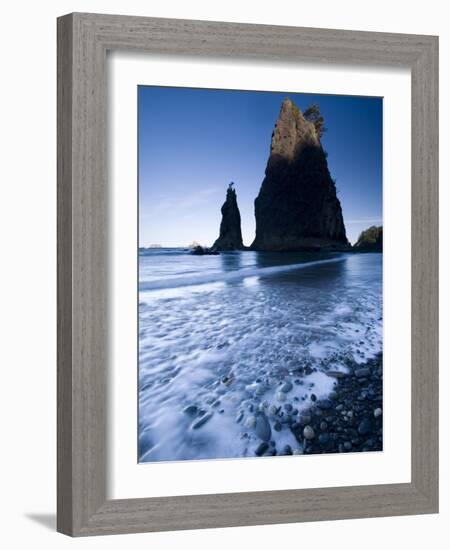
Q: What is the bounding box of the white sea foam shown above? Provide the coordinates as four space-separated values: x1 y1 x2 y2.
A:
138 251 382 462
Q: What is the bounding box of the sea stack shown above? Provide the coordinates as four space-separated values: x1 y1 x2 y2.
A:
251 98 349 251
212 182 244 251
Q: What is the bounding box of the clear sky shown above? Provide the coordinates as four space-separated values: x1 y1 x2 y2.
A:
138 86 382 246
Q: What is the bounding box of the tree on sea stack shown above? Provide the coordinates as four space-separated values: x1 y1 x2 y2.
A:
212 182 244 251
303 103 327 139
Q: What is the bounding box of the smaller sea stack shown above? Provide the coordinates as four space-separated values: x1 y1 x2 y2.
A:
212 182 244 251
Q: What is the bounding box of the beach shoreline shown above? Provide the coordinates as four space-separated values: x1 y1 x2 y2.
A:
285 354 383 456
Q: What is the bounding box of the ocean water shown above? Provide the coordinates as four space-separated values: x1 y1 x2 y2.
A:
138 249 382 462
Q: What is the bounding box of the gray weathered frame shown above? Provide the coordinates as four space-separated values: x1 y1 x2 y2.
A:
57 12 438 537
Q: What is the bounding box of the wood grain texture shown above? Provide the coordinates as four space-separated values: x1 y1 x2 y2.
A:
57 12 439 537
57 13 74 535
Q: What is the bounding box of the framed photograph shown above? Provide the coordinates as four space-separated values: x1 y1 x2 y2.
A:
57 13 438 536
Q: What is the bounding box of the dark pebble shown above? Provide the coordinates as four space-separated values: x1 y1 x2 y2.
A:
255 442 269 456
192 413 213 430
355 367 370 378
281 381 293 393
183 405 198 416
282 445 293 455
358 418 372 435
317 399 333 410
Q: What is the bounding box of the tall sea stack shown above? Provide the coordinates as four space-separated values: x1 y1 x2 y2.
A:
251 98 349 251
212 182 244 251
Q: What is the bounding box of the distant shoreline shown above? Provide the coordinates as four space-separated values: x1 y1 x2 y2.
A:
139 246 382 254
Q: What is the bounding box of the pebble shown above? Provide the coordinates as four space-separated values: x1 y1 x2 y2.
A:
310 393 317 402
355 367 370 378
255 413 272 441
303 425 315 440
280 381 293 393
326 370 346 379
358 418 372 435
235 411 244 423
192 413 213 430
282 445 293 455
343 441 352 451
183 405 198 416
320 421 328 431
299 414 311 425
374 407 382 418
273 421 282 432
317 399 332 410
318 433 330 445
284 403 293 412
255 442 269 456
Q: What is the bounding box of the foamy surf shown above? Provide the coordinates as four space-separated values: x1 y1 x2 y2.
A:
138 250 382 462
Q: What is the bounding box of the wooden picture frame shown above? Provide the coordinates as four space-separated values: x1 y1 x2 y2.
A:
57 12 438 536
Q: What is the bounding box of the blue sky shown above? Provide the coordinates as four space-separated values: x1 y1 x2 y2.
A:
139 86 382 246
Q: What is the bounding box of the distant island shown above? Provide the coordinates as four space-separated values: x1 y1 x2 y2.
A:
193 98 381 255
353 225 383 252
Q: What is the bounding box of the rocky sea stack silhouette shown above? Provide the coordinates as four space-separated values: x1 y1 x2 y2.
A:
251 98 349 251
212 182 244 251
354 225 383 252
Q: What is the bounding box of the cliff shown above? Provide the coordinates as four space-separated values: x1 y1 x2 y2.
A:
251 98 349 251
212 183 244 251
353 225 383 252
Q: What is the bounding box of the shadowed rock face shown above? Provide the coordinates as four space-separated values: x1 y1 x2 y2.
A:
354 226 383 252
212 183 244 251
251 98 349 251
